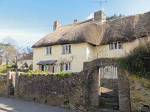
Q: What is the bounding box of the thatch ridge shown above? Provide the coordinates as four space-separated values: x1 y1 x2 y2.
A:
32 11 150 48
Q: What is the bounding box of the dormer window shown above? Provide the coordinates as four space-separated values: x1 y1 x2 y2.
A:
109 42 123 50
46 47 52 55
62 45 71 54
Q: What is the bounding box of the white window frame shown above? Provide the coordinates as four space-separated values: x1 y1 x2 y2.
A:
46 46 52 55
64 62 71 71
62 44 71 54
61 62 71 71
109 42 123 50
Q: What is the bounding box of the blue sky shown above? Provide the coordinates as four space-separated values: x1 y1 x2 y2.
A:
0 0 150 46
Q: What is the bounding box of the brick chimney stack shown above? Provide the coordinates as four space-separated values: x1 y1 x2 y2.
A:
53 20 61 31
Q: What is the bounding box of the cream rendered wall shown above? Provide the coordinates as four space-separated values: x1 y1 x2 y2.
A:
95 37 150 58
33 37 150 72
33 43 90 72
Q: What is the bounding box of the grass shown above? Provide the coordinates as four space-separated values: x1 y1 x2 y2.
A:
129 75 150 111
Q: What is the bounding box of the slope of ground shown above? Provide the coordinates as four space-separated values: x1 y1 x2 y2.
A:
129 75 150 112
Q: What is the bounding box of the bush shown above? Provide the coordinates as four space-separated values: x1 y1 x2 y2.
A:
21 70 49 76
118 42 150 78
56 71 72 78
0 65 12 74
20 70 73 78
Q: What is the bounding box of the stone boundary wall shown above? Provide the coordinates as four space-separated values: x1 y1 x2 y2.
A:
5 58 131 112
0 75 7 96
15 70 98 112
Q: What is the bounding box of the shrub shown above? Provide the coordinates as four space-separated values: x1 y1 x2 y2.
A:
0 65 12 74
118 42 150 78
20 70 73 78
21 70 49 76
56 71 72 78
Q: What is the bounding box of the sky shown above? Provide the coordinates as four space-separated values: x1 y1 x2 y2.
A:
0 0 150 46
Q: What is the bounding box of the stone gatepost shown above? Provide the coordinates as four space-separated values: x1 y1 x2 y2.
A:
118 69 131 112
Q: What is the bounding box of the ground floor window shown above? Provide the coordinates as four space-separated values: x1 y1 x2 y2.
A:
60 62 71 71
39 65 55 73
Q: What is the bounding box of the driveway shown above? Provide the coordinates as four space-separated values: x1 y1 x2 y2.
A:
0 97 75 112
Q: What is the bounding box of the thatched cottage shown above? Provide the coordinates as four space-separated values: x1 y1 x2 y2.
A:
32 10 150 73
17 53 33 70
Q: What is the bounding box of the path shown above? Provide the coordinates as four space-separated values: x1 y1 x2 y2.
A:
0 97 75 112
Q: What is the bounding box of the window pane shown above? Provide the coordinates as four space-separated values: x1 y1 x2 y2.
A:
109 43 113 50
66 63 68 70
118 42 123 49
69 62 71 70
49 47 51 54
62 46 65 54
114 43 117 49
46 47 48 54
46 47 52 55
62 45 71 54
69 45 71 53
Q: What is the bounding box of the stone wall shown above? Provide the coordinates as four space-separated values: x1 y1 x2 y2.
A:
15 70 99 112
7 58 131 112
0 75 7 96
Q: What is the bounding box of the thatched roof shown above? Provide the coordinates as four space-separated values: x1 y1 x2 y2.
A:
32 11 150 48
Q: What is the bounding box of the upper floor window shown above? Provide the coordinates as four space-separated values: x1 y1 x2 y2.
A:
46 47 52 55
109 42 123 50
62 45 71 54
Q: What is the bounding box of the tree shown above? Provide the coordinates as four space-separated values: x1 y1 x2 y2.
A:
1 37 17 46
0 44 17 65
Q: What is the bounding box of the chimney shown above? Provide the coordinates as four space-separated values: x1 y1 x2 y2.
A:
94 10 106 23
74 19 78 23
53 20 61 31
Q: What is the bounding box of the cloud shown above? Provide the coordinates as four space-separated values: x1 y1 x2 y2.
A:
86 13 94 20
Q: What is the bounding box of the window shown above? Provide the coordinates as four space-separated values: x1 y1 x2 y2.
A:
60 62 71 71
62 45 71 54
64 62 71 71
118 42 123 49
109 42 123 50
109 43 114 50
46 47 52 55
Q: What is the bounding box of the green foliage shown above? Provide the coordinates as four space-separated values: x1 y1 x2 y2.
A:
21 70 49 76
20 70 73 78
129 75 150 111
118 42 150 78
56 71 72 78
0 65 12 75
29 64 33 70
